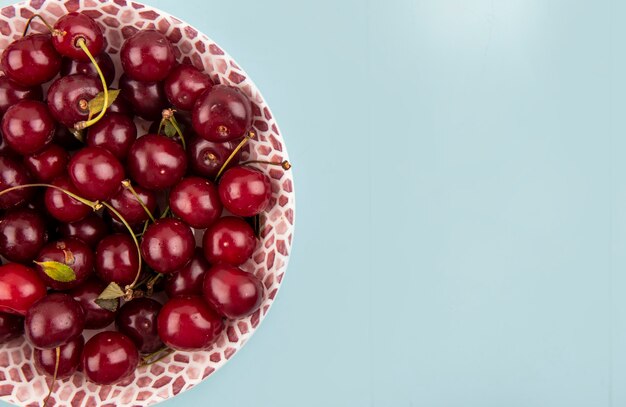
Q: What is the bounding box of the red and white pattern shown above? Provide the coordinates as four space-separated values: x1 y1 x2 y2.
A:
0 0 295 405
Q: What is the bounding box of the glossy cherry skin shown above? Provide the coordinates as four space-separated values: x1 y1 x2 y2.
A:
119 75 167 121
44 176 92 223
218 166 272 217
58 214 109 249
52 12 104 61
127 134 187 191
107 90 132 115
47 74 102 128
157 296 223 351
35 335 84 378
0 76 42 116
53 125 82 151
170 177 222 229
68 278 117 329
1 100 55 155
86 113 137 160
192 85 252 142
68 146 125 201
0 155 34 209
0 208 47 263
121 29 175 82
0 133 15 156
202 264 263 319
188 136 242 179
1 34 61 86
202 217 256 266
116 298 163 353
0 312 23 343
165 249 210 297
60 53 115 86
0 264 46 316
35 238 95 290
164 64 212 111
141 218 195 274
107 183 156 226
82 331 139 385
25 293 85 349
95 233 139 286
24 144 68 182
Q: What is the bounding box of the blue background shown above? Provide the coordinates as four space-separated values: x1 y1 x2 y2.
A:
1 0 625 406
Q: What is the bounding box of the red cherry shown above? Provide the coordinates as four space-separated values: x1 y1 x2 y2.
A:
0 207 47 263
82 331 139 385
0 76 42 115
60 53 115 86
35 238 94 290
34 335 84 378
202 216 256 266
24 144 69 183
68 278 117 329
68 146 125 201
202 263 263 319
140 218 195 274
0 263 46 316
107 183 157 226
44 176 92 223
0 155 34 209
95 233 139 286
1 34 61 86
52 12 104 61
25 293 85 349
218 166 272 217
127 134 187 191
121 29 175 82
119 75 167 121
116 298 163 353
164 64 213 111
0 312 23 343
86 113 137 160
1 100 55 155
169 177 222 229
52 125 83 151
58 214 109 249
188 136 243 179
165 249 211 297
47 74 102 128
192 85 252 142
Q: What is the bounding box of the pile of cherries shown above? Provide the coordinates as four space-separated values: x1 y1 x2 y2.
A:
0 10 287 395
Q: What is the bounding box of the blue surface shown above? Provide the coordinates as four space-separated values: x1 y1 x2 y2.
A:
1 0 626 406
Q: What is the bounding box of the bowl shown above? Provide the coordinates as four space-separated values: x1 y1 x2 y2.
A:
0 0 295 405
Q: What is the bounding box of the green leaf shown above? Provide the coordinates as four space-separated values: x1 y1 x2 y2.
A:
97 282 125 300
164 120 177 137
34 261 76 282
94 297 119 312
88 89 121 117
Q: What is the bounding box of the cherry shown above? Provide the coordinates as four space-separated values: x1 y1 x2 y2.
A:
157 296 223 351
164 64 212 111
107 90 132 115
0 133 15 156
82 331 139 385
47 74 102 128
119 75 167 121
1 100 55 155
202 216 256 266
44 176 92 223
86 113 137 160
170 177 222 229
165 249 210 298
52 12 104 61
192 85 252 142
58 214 109 249
107 183 156 226
218 166 272 217
24 144 69 182
95 233 139 286
127 134 187 191
25 293 84 349
68 278 117 329
1 34 61 86
0 155 35 209
188 136 243 179
140 218 195 274
121 29 175 82
0 76 43 115
52 125 83 151
0 207 47 263
68 146 125 201
61 53 115 86
0 312 23 343
0 264 47 315
202 264 263 319
34 335 83 378
116 298 163 353
35 238 95 290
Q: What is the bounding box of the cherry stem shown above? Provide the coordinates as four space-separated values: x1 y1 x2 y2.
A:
140 347 174 367
215 130 255 180
170 118 186 149
159 205 170 219
22 14 63 38
121 180 156 223
160 109 186 149
42 346 60 406
0 183 100 210
74 37 108 131
240 160 291 170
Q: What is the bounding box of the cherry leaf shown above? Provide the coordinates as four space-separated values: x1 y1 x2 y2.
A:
88 89 121 117
94 297 119 312
97 282 125 300
163 120 177 137
34 261 76 282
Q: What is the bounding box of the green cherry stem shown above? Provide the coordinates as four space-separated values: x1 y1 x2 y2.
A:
140 347 174 367
74 37 108 131
42 346 61 406
121 180 156 223
215 130 255 180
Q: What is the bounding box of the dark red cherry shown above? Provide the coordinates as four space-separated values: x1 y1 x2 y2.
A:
192 85 252 142
127 134 187 191
107 182 156 226
24 144 68 182
218 166 272 217
0 76 42 115
58 214 109 249
95 233 139 286
47 74 102 128
202 263 263 319
35 238 94 290
25 293 84 349
164 64 212 111
121 29 175 82
107 90 132 115
52 125 82 151
202 217 256 266
165 248 210 297
1 100 54 155
0 312 23 343
188 136 242 179
157 296 223 351
82 331 138 385
170 177 222 229
0 208 47 263
141 218 195 274
52 12 104 61
1 34 61 86
68 146 124 201
0 133 15 156
35 335 83 378
44 176 92 223
60 53 115 86
0 155 35 209
86 113 137 160
119 75 167 120
68 278 117 329
116 298 163 353
0 264 46 316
